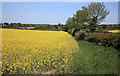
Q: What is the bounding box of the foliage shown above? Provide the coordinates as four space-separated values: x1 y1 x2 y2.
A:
2 29 79 74
62 25 69 32
76 33 86 41
85 32 120 51
34 24 53 30
75 30 120 51
65 2 109 32
65 17 75 28
74 8 88 26
90 26 96 32
95 29 108 33
112 34 120 51
72 27 80 36
2 23 64 31
87 2 109 25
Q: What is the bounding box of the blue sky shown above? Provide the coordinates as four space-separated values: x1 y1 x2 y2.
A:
2 2 118 24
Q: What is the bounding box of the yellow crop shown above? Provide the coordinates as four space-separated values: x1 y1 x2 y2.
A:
26 27 35 29
20 27 35 29
2 29 79 74
108 30 120 33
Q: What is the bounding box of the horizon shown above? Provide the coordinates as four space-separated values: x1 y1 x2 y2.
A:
2 2 118 25
1 22 119 25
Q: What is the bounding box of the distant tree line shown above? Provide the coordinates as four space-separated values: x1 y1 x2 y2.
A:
1 23 35 29
1 22 119 30
1 22 64 31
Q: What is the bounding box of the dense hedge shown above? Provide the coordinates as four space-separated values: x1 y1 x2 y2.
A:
76 32 120 51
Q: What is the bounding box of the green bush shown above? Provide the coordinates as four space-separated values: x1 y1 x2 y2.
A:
76 33 86 41
62 26 69 32
68 28 80 36
87 37 97 43
101 38 113 47
96 29 108 33
68 28 73 34
90 26 96 32
83 32 119 51
72 28 80 36
112 35 120 51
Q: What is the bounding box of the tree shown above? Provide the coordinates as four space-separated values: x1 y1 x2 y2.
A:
9 23 14 28
66 17 73 26
53 25 59 29
4 22 9 25
74 6 89 26
103 25 107 29
87 2 109 26
17 23 22 27
74 2 109 31
3 22 9 28
63 25 69 32
64 17 75 32
65 2 109 33
58 23 61 26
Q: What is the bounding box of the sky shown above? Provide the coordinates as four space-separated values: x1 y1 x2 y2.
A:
2 2 118 24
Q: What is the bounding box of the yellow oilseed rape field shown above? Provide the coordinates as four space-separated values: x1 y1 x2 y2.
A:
20 27 35 30
2 29 79 74
108 30 120 33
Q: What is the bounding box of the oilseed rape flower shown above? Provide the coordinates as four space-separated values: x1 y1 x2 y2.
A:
2 29 79 74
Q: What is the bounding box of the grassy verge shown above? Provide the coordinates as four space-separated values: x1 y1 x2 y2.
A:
71 40 119 74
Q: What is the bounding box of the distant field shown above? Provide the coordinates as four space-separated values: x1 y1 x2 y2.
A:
2 29 79 74
20 27 35 30
108 30 120 33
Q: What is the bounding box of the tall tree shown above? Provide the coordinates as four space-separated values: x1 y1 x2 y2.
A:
87 2 109 26
74 2 109 31
65 17 74 28
65 2 109 32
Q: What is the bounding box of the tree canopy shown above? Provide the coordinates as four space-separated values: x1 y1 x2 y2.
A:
65 2 109 31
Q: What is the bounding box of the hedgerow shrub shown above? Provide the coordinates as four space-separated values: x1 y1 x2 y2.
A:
95 29 108 33
75 32 86 41
112 34 120 51
76 32 120 51
87 33 119 51
78 33 86 40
